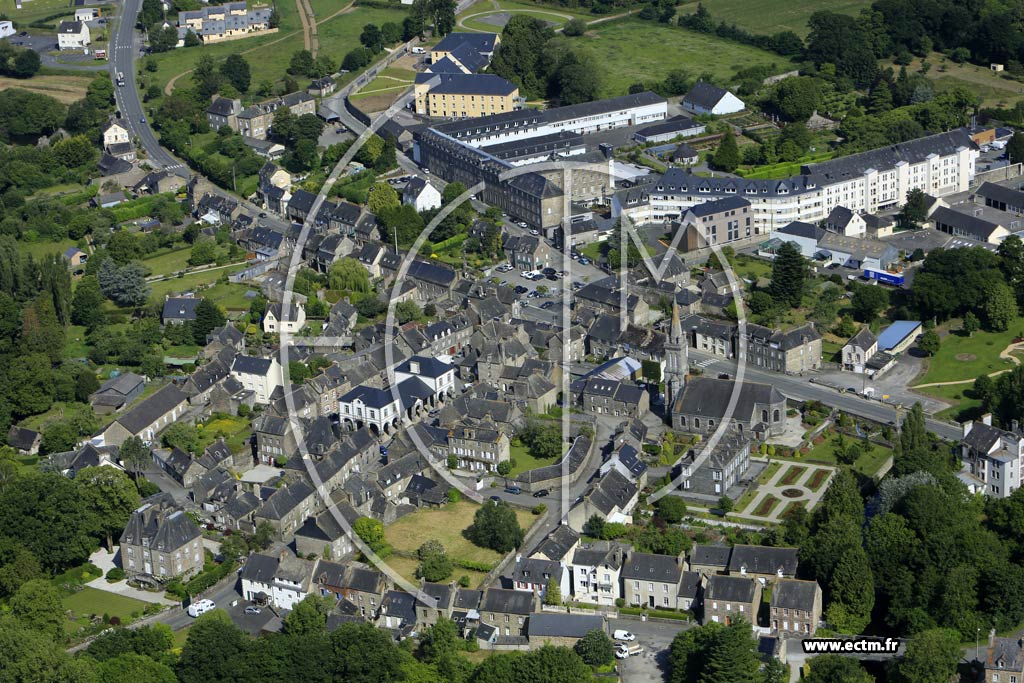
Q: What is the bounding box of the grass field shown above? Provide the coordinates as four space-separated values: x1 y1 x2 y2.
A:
579 20 795 97
63 588 147 634
885 53 1024 108
676 0 872 36
384 500 535 567
18 237 78 260
757 460 782 484
142 247 194 277
0 74 94 103
913 318 1023 385
384 554 490 589
146 264 248 300
350 67 416 102
915 383 984 423
196 414 252 453
7 0 76 26
508 441 562 478
798 431 892 478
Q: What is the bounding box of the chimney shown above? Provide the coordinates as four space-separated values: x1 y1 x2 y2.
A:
515 553 522 565
983 413 993 426
961 420 973 439
991 628 997 647
1015 420 1021 433
409 360 420 375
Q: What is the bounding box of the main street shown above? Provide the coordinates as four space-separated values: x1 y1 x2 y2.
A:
110 0 187 175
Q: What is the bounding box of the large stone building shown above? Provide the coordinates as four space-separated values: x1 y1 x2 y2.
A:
672 377 788 437
178 2 275 44
120 493 203 582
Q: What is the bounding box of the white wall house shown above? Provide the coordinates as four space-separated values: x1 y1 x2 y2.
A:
75 8 98 21
230 355 284 404
102 120 130 148
0 21 15 39
393 356 455 400
961 415 1024 498
57 21 91 49
683 82 745 116
263 302 306 335
402 178 442 212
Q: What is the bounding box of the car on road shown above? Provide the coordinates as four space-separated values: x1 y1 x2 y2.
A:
613 630 636 641
140 116 146 123
504 486 522 494
529 229 539 236
244 606 262 615
187 599 216 618
540 301 555 309
532 489 550 498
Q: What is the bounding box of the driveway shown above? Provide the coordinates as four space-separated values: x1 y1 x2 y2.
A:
812 354 948 414
610 617 692 683
84 547 179 605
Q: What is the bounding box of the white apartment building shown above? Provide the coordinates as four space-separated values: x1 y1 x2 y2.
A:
960 415 1024 498
230 355 284 404
615 130 979 234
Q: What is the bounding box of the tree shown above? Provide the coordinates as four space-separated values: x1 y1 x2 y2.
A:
770 76 821 121
583 514 605 539
670 620 758 683
711 131 739 172
416 539 453 582
574 629 614 667
139 0 163 28
11 48 41 79
563 18 586 36
867 81 893 114
496 460 512 476
656 496 687 524
353 516 389 555
161 422 198 454
95 654 176 683
119 436 151 481
825 546 874 633
466 500 524 552
419 617 459 663
283 594 330 636
329 258 371 293
77 466 140 549
804 655 872 683
71 276 106 328
518 419 562 460
7 353 54 418
768 241 806 309
850 283 889 321
544 575 561 605
149 24 180 53
97 259 150 308
0 616 93 681
717 496 734 514
289 50 315 76
360 24 383 52
394 300 422 325
327 621 404 682
899 187 929 228
556 54 601 105
984 281 1018 332
963 311 980 337
891 628 961 683
220 54 251 92
183 29 201 47
1009 132 1024 166
10 579 65 641
193 298 226 345
917 329 940 357
176 611 248 683
368 183 400 213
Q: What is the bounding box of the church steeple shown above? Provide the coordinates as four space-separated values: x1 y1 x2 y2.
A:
664 299 688 412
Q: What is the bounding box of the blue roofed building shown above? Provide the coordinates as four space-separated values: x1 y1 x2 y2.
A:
876 320 922 354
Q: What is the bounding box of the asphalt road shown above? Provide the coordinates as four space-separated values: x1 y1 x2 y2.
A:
110 0 187 176
687 349 961 441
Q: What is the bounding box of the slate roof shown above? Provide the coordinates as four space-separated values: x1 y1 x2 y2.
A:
59 20 84 33
771 578 820 611
672 377 784 422
977 181 1024 208
678 571 702 600
687 195 750 218
511 557 560 585
114 384 187 435
533 525 580 562
395 355 452 379
989 637 1024 672
454 588 482 610
690 544 731 569
208 96 238 117
383 589 418 624
256 480 315 521
621 552 682 584
6 426 39 451
232 355 274 376
728 545 799 577
847 327 877 349
962 421 1008 452
584 468 637 516
636 115 703 139
240 553 279 584
572 541 622 570
162 297 202 321
481 588 535 615
804 129 977 182
528 613 603 639
683 82 734 110
706 574 757 603
931 205 1007 241
120 495 202 553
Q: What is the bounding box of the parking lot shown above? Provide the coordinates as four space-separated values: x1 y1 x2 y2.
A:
610 618 692 683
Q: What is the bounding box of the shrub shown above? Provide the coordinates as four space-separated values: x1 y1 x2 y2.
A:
532 503 547 515
105 567 125 582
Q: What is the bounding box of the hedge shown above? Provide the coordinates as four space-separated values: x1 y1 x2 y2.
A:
452 558 494 572
183 558 237 596
618 606 690 621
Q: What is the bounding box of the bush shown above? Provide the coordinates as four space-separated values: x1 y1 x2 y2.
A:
458 575 471 587
532 503 547 515
105 567 125 582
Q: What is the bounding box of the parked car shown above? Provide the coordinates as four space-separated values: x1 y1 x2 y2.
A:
489 495 502 502
616 644 644 659
529 229 539 236
244 606 262 615
504 485 522 494
540 301 555 309
578 257 591 266
613 630 636 642
513 285 529 294
541 267 556 276
532 489 550 498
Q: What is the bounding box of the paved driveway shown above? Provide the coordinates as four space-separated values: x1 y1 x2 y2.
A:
610 617 692 683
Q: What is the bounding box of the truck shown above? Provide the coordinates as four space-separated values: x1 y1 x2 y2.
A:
993 139 1009 150
93 49 106 59
116 71 125 86
863 267 905 286
615 644 644 659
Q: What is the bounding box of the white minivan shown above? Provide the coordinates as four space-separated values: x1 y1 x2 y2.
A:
187 599 216 618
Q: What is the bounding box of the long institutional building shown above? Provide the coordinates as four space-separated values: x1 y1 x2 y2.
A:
615 129 979 236
416 90 979 233
413 91 668 229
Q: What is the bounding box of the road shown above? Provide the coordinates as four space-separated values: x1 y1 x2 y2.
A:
687 349 961 441
109 0 188 176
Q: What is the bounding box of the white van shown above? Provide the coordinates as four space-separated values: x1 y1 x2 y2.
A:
412 46 426 54
187 599 216 618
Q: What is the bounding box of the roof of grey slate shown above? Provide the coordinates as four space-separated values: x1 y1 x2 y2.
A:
706 574 757 603
114 384 187 435
620 552 682 583
528 613 603 639
771 578 820 610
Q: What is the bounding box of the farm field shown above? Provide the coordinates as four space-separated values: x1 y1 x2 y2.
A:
0 74 94 104
579 20 796 97
884 53 1024 108
384 500 535 567
676 0 873 36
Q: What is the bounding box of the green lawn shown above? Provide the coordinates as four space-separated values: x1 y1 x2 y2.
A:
756 460 782 484
196 414 252 453
384 554 490 590
508 441 562 478
383 500 536 566
914 318 1023 385
349 67 416 101
676 0 872 36
18 238 78 260
8 0 77 26
580 20 796 97
63 588 147 634
142 247 194 277
915 383 985 423
885 53 1024 108
146 264 248 301
460 7 576 32
797 431 892 478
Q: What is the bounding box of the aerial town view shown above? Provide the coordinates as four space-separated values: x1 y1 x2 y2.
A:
5 0 1024 680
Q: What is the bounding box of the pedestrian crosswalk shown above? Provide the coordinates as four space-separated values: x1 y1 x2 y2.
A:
693 358 717 368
